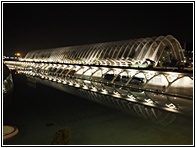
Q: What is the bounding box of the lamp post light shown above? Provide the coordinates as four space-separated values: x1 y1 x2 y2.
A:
15 53 21 57
14 53 22 60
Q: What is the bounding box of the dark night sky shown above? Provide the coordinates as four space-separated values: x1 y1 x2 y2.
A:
2 2 194 56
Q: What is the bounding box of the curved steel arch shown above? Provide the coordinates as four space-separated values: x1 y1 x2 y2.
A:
23 35 185 68
166 35 186 62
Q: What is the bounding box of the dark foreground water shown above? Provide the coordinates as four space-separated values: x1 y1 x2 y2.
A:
3 73 194 145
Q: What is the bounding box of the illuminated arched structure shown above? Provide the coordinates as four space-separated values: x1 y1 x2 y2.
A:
24 35 186 67
4 35 192 125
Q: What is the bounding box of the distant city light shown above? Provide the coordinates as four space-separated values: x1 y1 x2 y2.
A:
15 53 21 57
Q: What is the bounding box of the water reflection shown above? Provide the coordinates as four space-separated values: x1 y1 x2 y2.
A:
27 75 192 126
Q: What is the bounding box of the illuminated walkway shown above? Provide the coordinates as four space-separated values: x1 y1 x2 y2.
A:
4 35 193 125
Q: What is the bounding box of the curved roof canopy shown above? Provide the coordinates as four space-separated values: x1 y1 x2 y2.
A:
23 35 185 67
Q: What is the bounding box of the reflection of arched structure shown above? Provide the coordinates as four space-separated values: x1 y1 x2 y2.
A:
24 35 186 67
